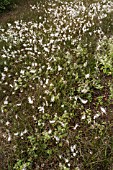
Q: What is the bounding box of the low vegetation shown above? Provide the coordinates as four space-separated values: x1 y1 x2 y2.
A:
0 0 17 12
0 0 113 169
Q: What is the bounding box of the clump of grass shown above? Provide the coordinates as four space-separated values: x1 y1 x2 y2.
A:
0 0 113 169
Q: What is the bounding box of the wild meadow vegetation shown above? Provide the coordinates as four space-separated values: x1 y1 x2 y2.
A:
0 0 113 169
0 0 17 12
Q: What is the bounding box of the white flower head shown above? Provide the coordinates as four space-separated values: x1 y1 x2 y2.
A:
81 114 86 120
51 95 55 102
45 79 49 84
20 70 25 75
48 129 52 134
6 121 10 126
79 97 88 104
4 100 8 105
54 136 60 142
100 107 106 114
38 106 44 113
73 124 79 130
58 65 62 71
70 144 76 152
14 132 19 136
65 158 69 163
94 113 100 119
85 74 90 79
8 134 11 142
28 96 33 104
30 69 36 74
49 120 55 124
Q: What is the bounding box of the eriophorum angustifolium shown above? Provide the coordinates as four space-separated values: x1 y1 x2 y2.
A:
0 0 113 169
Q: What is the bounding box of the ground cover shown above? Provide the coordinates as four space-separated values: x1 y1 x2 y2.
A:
0 0 113 169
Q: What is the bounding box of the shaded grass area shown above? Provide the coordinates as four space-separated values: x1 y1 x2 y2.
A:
0 0 38 24
0 0 113 170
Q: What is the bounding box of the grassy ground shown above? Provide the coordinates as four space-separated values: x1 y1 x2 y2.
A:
0 0 113 170
0 0 38 24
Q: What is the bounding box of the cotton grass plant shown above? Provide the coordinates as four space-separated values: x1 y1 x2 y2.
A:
0 0 113 169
